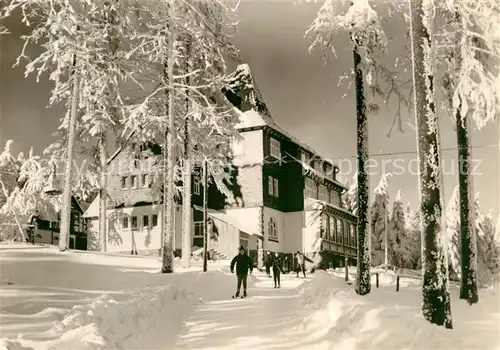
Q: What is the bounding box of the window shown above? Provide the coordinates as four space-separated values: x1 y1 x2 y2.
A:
270 137 280 158
305 178 317 199
344 221 350 246
319 185 329 202
121 176 128 188
321 214 329 239
142 174 148 187
350 224 356 247
313 159 321 171
143 215 149 228
329 216 336 242
131 175 138 188
337 219 343 244
330 190 340 206
122 216 129 229
194 222 204 237
193 176 201 195
268 217 278 241
152 214 158 227
131 216 138 229
268 176 279 197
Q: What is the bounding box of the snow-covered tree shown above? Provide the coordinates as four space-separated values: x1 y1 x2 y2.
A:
389 190 411 268
370 172 392 266
446 186 461 280
0 141 25 241
409 0 452 328
436 0 500 304
1 144 60 243
478 210 500 286
496 213 500 244
405 206 422 269
343 172 358 214
305 0 402 296
121 0 241 272
4 0 132 251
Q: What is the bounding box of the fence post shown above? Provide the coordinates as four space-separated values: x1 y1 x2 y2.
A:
376 273 379 288
396 276 400 292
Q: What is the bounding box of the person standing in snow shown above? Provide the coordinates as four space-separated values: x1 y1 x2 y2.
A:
271 252 282 288
230 246 253 297
295 251 307 278
265 250 272 277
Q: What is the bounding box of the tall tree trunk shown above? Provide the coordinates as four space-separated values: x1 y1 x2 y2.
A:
59 53 79 252
353 40 371 296
182 38 193 269
456 103 479 302
409 0 453 328
161 4 177 273
453 9 479 304
99 133 108 252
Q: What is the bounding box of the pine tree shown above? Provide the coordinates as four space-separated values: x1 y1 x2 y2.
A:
479 210 500 286
370 173 392 267
344 172 358 214
389 190 410 267
446 186 461 280
409 0 452 328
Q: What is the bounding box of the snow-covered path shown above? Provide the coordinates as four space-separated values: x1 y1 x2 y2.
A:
175 274 308 350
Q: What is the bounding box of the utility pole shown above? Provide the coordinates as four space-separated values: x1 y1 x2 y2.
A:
202 159 208 272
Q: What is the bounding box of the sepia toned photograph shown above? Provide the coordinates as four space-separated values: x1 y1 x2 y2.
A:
1 0 499 349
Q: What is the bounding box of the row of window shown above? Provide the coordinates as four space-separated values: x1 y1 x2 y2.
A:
121 174 202 195
321 214 356 248
121 174 150 189
305 178 342 206
122 214 159 229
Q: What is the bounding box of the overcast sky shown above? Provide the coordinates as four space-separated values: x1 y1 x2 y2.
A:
1 1 498 219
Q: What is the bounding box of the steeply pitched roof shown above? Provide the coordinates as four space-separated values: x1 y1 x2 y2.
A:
227 64 342 176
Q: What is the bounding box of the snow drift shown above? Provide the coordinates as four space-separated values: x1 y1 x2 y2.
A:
296 270 500 349
1 270 240 350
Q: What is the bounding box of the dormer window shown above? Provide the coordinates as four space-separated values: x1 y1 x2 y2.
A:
270 137 280 158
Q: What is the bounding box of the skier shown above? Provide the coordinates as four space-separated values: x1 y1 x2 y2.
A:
265 251 272 277
230 246 253 298
271 252 282 288
295 251 307 278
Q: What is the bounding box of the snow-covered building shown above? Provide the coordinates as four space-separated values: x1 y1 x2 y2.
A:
223 64 357 269
83 64 357 268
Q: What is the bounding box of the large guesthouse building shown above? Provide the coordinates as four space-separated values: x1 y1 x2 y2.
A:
84 64 358 269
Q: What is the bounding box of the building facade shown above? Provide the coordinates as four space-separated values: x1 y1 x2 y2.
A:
84 63 358 268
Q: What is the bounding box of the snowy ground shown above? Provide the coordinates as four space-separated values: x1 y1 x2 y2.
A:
1 243 499 349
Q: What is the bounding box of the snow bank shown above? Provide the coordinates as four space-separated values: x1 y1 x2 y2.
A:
296 271 500 349
0 244 247 350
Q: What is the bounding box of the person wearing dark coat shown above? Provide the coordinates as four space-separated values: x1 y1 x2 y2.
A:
295 251 307 278
271 252 282 288
230 246 253 297
264 250 272 277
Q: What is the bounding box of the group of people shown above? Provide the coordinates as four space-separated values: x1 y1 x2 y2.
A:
230 246 309 297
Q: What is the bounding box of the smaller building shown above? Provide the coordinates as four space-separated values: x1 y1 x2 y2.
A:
27 196 88 250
